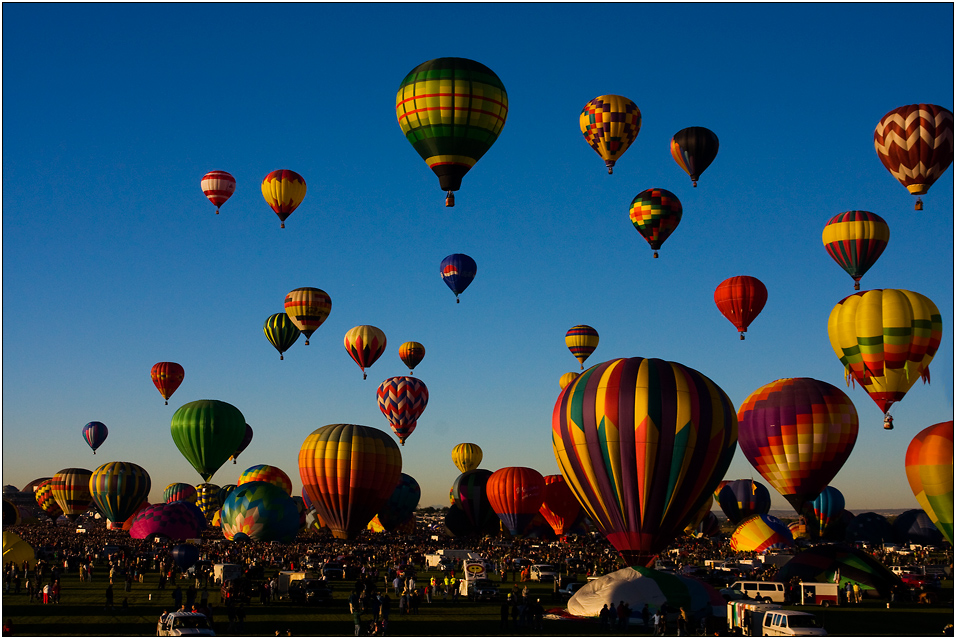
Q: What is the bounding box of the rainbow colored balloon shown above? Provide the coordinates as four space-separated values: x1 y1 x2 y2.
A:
238 464 293 496
905 421 953 544
50 468 94 522
629 188 682 258
730 514 794 552
377 376 429 445
164 483 198 504
221 481 299 543
821 211 890 290
82 421 108 454
33 479 63 520
565 325 599 370
89 462 151 523
344 325 387 379
579 95 641 174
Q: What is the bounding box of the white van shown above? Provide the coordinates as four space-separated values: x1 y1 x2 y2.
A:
731 580 787 603
762 610 827 636
213 563 242 585
530 564 558 582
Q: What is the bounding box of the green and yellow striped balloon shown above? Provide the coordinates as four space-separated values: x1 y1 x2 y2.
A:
89 462 151 523
50 468 94 522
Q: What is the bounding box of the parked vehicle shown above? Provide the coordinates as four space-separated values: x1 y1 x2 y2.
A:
212 563 242 585
321 562 345 580
277 571 307 598
467 579 499 601
796 582 840 607
287 578 333 605
731 580 787 603
762 610 827 636
156 611 215 636
530 564 559 582
727 601 781 636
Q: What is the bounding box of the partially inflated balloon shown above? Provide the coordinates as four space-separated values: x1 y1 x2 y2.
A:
195 483 221 520
264 313 301 360
670 127 719 187
905 421 953 544
298 424 402 540
822 211 890 290
730 514 793 552
377 376 428 445
229 424 254 465
396 58 508 207
344 325 386 379
170 400 247 482
580 95 641 174
283 288 331 345
151 362 185 405
539 474 581 537
874 104 953 209
377 473 421 532
89 462 151 523
487 467 545 537
553 357 738 567
565 325 599 370
714 276 767 340
2 532 36 571
200 170 236 214
828 289 942 424
221 481 299 542
717 480 772 526
737 378 858 515
82 421 108 454
559 372 580 390
440 254 477 303
629 189 682 258
261 169 306 228
164 483 197 505
171 544 200 570
452 443 483 473
33 479 63 520
51 468 94 522
129 502 206 540
238 464 292 496
398 341 425 374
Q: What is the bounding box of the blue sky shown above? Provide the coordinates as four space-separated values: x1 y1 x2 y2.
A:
3 3 953 514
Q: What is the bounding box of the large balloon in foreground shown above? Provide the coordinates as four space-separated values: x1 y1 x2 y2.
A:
398 341 425 374
50 468 94 522
905 421 953 544
730 514 793 552
221 481 299 542
344 325 387 379
580 95 641 174
629 188 682 258
82 421 108 454
284 287 331 346
440 254 477 303
261 169 306 228
263 313 301 360
821 211 890 290
714 276 767 340
487 466 545 536
670 126 719 187
229 424 254 465
2 532 36 571
298 424 402 540
151 362 185 405
89 461 151 523
737 377 858 515
539 474 581 537
565 325 599 370
200 170 236 214
238 465 292 496
170 400 247 482
828 289 942 427
452 443 483 473
874 104 953 210
553 357 738 567
377 376 429 445
396 57 508 207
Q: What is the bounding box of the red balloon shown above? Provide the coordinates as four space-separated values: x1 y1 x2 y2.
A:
151 362 184 405
714 276 768 340
539 474 581 537
486 466 545 536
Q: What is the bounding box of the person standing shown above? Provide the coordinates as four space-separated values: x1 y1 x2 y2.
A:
599 603 610 632
105 583 114 611
51 580 60 604
349 588 364 637
642 604 650 633
500 595 510 631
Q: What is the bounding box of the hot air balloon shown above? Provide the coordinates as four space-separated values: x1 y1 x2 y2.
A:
396 57 508 207
218 484 237 505
3 500 21 528
264 313 301 360
580 95 641 174
81 421 108 454
200 170 236 214
452 443 483 473
629 188 682 258
89 461 151 523
298 424 402 540
712 480 731 501
717 479 772 526
777 545 903 599
195 483 222 521
108 499 150 532
730 514 794 552
737 377 859 516
170 399 247 482
398 341 425 374
238 464 293 496
2 532 36 572
376 376 428 445
558 372 579 390
171 544 200 570
376 473 421 532
487 467 545 537
893 508 945 546
539 474 581 537
684 495 715 535
283 287 331 346
151 362 185 405
565 325 599 370
714 276 768 340
344 325 387 379
808 486 846 540
50 468 94 522
905 421 953 544
451 469 499 534
844 512 895 545
221 481 299 542
822 211 890 290
129 501 206 540
670 127 719 187
874 104 953 210
163 483 197 505
261 169 306 228
440 254 477 303
553 357 738 567
229 424 254 465
828 289 942 428
33 479 63 520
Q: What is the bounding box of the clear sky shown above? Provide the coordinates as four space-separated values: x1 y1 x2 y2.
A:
3 4 953 514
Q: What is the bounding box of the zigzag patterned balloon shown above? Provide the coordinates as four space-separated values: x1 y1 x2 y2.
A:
874 104 953 209
377 376 429 445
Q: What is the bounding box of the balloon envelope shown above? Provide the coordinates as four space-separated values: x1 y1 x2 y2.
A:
229 424 254 464
261 169 306 228
377 376 428 445
714 276 767 339
905 421 953 544
487 466 545 536
629 188 682 258
539 474 581 537
670 126 719 186
200 170 236 214
170 399 247 482
874 104 953 207
376 473 421 532
89 461 151 523
2 532 36 571
82 421 108 453
565 325 599 370
452 443 483 473
821 211 890 290
33 479 63 520
344 325 387 379
717 479 772 526
50 468 94 522
194 483 222 520
580 95 641 174
164 483 198 504
808 486 846 540
129 502 206 540
730 514 793 552
238 465 292 496
398 341 425 374
264 313 301 360
171 544 200 570
777 545 903 598
440 254 477 302
283 288 332 345
221 481 299 543
451 469 498 533
151 362 185 405
892 508 944 546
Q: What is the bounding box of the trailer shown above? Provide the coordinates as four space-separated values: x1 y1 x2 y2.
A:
797 582 840 607
727 600 781 636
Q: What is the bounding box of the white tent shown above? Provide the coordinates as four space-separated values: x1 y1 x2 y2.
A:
567 566 724 619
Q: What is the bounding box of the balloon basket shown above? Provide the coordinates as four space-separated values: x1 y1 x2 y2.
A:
280 222 285 228
445 192 455 207
739 334 745 341
915 198 923 211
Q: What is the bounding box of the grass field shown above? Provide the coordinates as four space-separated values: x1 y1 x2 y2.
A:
2 569 953 636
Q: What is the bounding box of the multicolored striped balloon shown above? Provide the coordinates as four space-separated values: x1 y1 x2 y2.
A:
33 479 63 520
629 188 682 258
50 468 94 522
808 485 846 540
822 211 890 290
565 325 599 370
730 514 793 552
221 481 299 543
238 464 293 496
344 325 386 379
164 483 198 504
452 443 483 473
89 462 151 523
828 289 942 421
580 95 641 174
905 421 953 544
714 276 768 340
670 126 719 187
283 288 331 345
377 376 428 445
263 313 301 360
200 170 236 214
552 357 738 567
440 254 477 303
81 421 108 454
398 341 425 374
298 424 402 540
151 362 185 405
874 104 953 209
396 58 508 207
194 483 221 520
261 169 306 228
737 377 858 515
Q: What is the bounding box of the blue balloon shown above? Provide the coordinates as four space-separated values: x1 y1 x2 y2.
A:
440 254 477 303
171 544 200 570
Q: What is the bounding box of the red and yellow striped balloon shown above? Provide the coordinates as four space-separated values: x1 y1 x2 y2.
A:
200 170 236 214
283 288 331 345
261 169 306 228
344 325 386 379
50 468 94 522
874 104 953 209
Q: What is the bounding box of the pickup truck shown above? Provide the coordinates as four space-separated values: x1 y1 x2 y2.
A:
156 612 215 636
